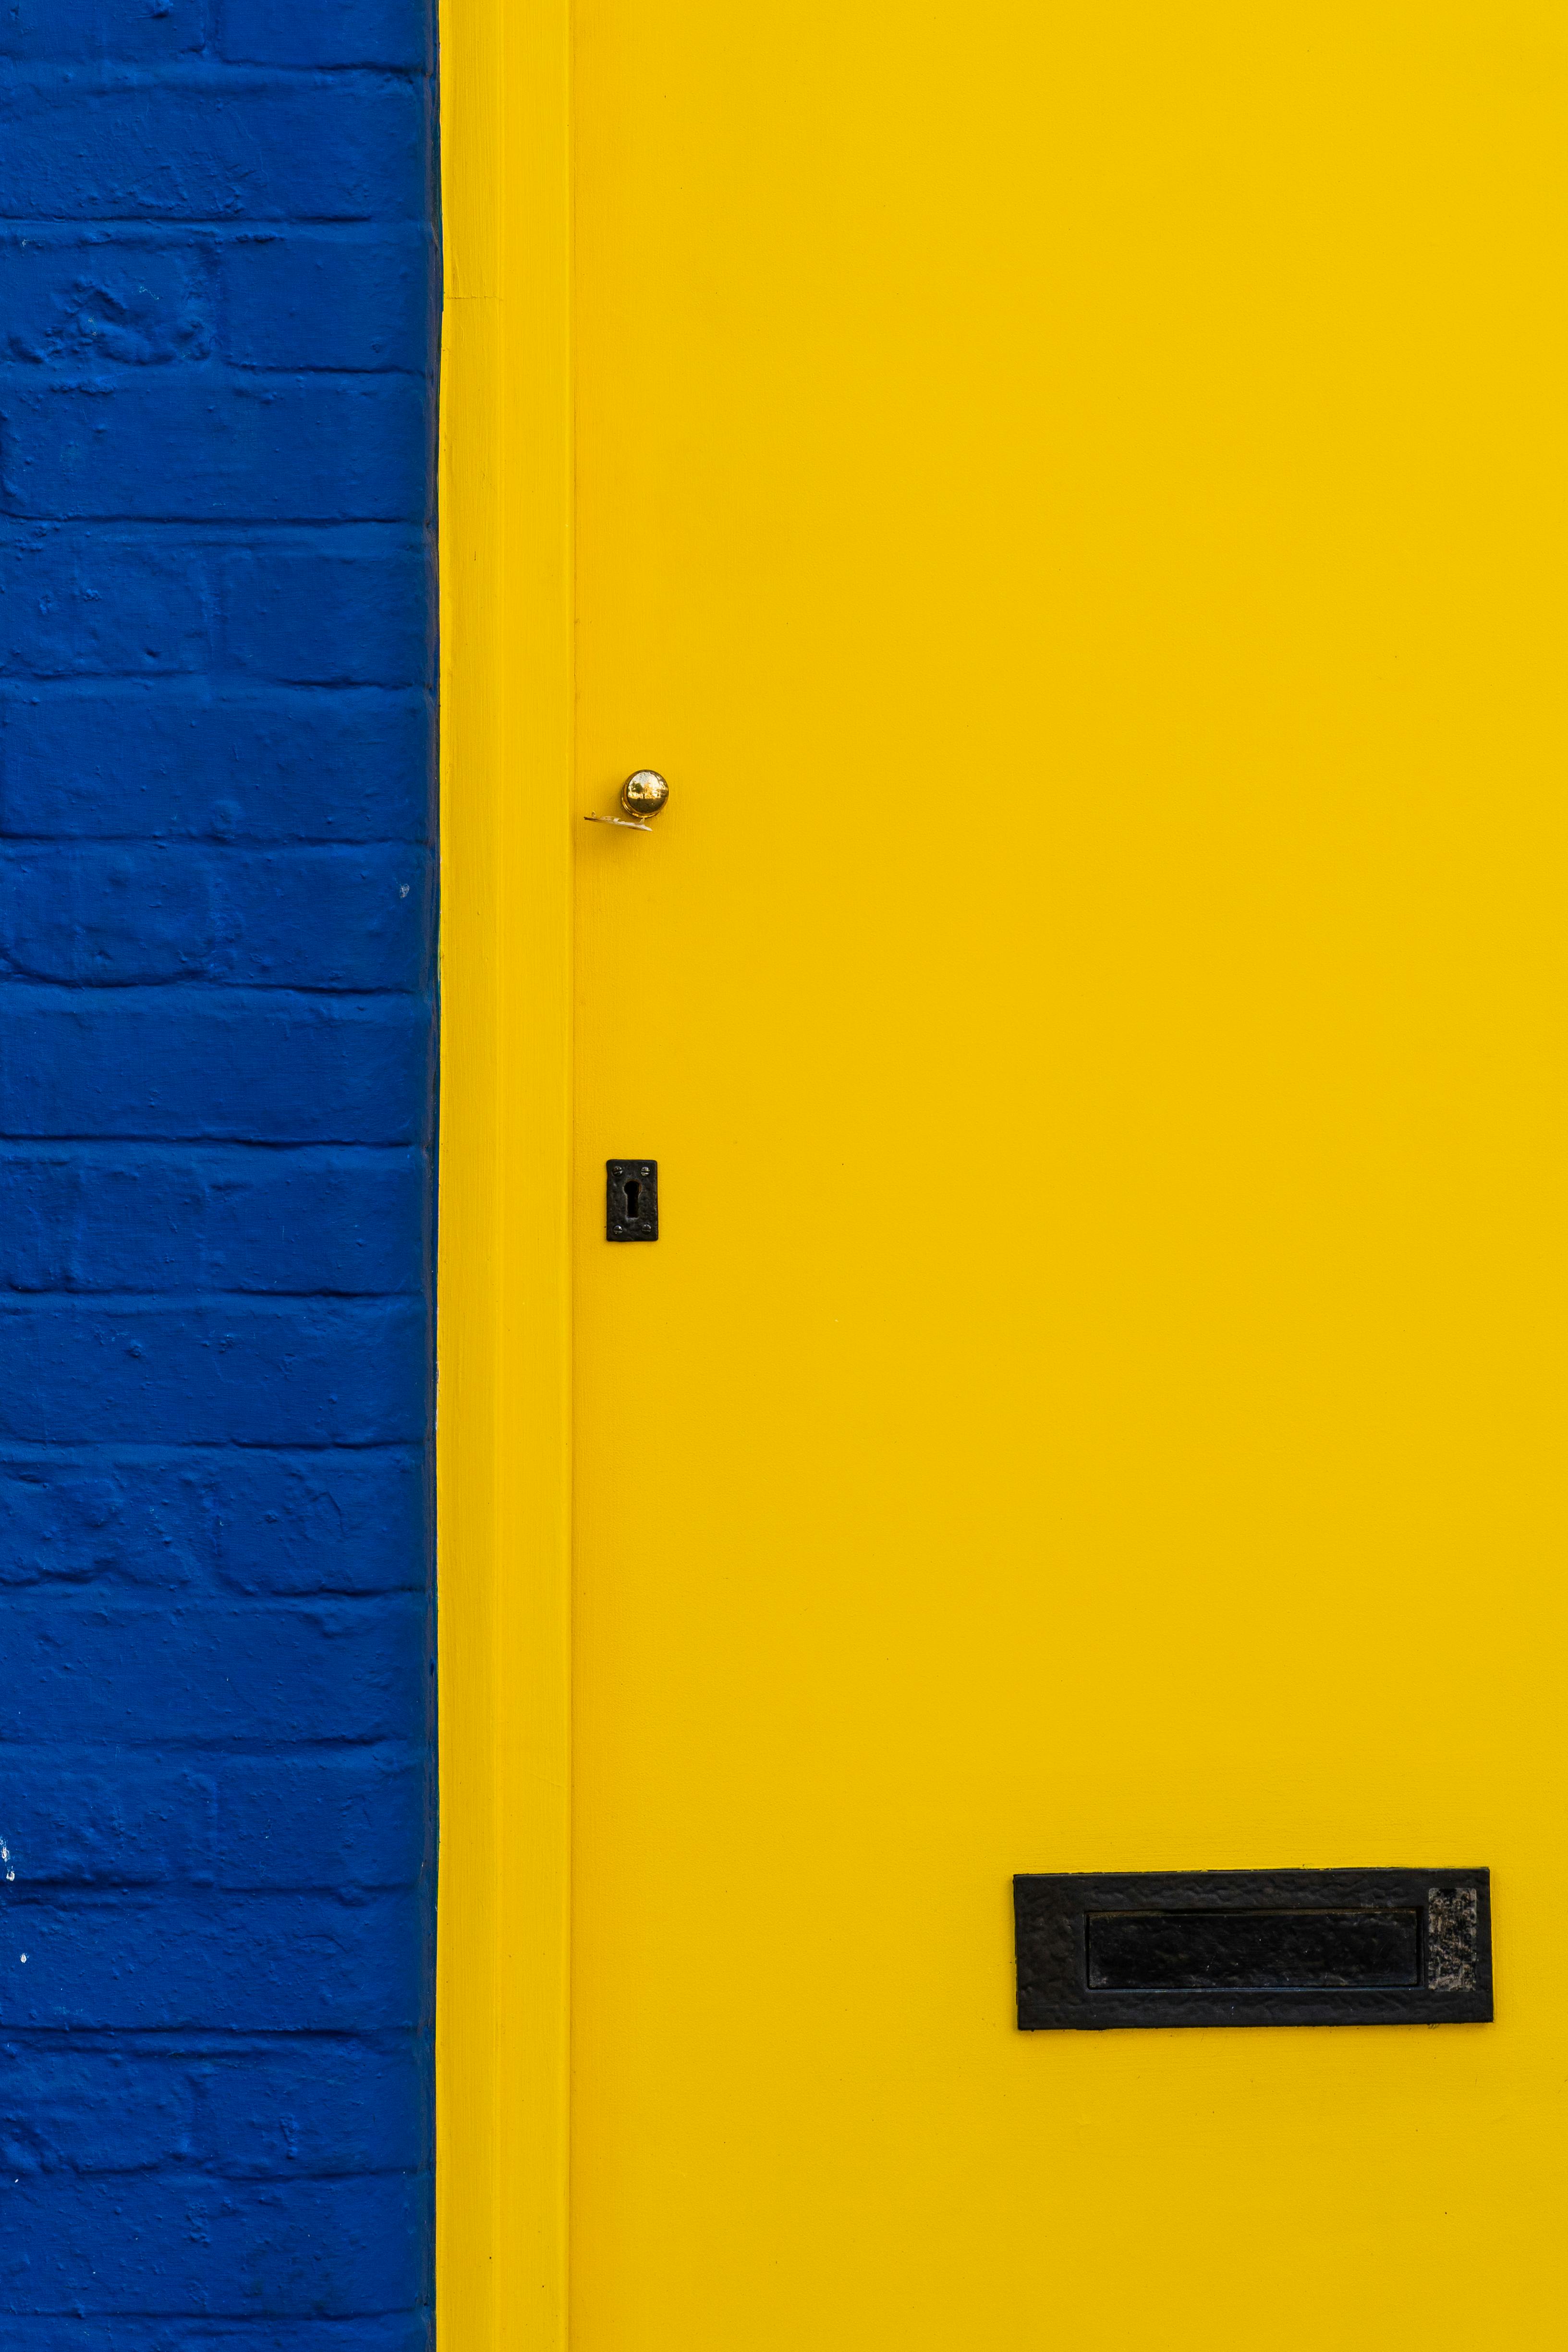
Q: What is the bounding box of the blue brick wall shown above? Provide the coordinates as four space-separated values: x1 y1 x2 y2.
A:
0 3 437 2338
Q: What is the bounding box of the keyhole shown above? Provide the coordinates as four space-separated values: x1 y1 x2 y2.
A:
624 1179 641 1220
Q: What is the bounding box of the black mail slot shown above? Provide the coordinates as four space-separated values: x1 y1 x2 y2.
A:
1015 1868 1492 2030
1086 1907 1420 1991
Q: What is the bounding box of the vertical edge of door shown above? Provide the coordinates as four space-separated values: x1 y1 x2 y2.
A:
437 0 575 2341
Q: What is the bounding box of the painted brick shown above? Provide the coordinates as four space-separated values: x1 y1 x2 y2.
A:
0 1296 428 1443
0 1597 430 1745
203 1147 426 1288
0 532 210 678
0 846 432 988
2 0 438 2323
222 0 432 74
0 2172 430 2314
0 1446 428 1594
0 987 432 1141
0 1892 431 2032
0 74 430 223
191 2039 427 2176
213 1448 429 1595
0 1758 216 1882
0 1454 216 1588
0 844 216 982
0 1 207 61
0 2048 195 2173
211 848 432 988
223 549 434 686
0 236 211 367
1 687 434 842
218 1753 428 1889
1 379 433 523
0 1146 426 1292
224 231 436 372
3 2322 431 2352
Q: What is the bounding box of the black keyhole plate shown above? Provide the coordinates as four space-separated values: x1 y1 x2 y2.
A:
607 1160 658 1242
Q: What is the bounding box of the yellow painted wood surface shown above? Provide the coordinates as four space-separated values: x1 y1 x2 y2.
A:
437 0 573 2341
448 1 1568 2341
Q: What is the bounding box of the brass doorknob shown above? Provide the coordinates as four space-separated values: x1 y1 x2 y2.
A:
585 770 670 832
621 769 669 820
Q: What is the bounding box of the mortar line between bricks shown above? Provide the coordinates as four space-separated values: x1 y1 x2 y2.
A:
0 981 435 995
0 1133 432 1143
0 522 435 535
0 220 438 229
0 1142 433 1153
0 369 432 385
0 843 436 853
0 1291 424 1301
0 675 436 685
0 1735 432 1748
1 2318 437 2330
0 816 435 832
0 69 430 88
0 1426 433 1452
0 361 430 372
0 1439 423 1458
3 2315 437 2329
0 217 437 230
0 1744 431 1757
0 986 430 997
1 520 436 531
0 2168 434 2180
0 985 433 1000
0 839 437 849
0 1140 426 1154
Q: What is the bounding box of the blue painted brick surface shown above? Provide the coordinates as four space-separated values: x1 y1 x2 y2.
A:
2 687 434 841
224 547 435 686
0 987 432 1140
2 1597 429 1743
0 1145 426 1291
0 1758 216 1881
218 1753 429 1888
2 380 432 522
0 845 434 987
0 3 435 2332
213 1449 430 1594
1 2172 429 2313
0 1891 429 2030
222 0 433 75
0 76 430 221
0 234 211 365
0 1 207 62
0 529 211 676
191 2039 429 2174
0 1452 220 1587
0 2036 425 2176
0 1295 428 1442
4 2324 430 2352
225 231 436 371
0 1445 428 1591
0 2047 196 2171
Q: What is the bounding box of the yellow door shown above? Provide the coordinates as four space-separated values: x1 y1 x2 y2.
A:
456 0 1568 2340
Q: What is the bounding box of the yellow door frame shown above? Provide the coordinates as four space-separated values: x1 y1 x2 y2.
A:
436 0 575 2342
